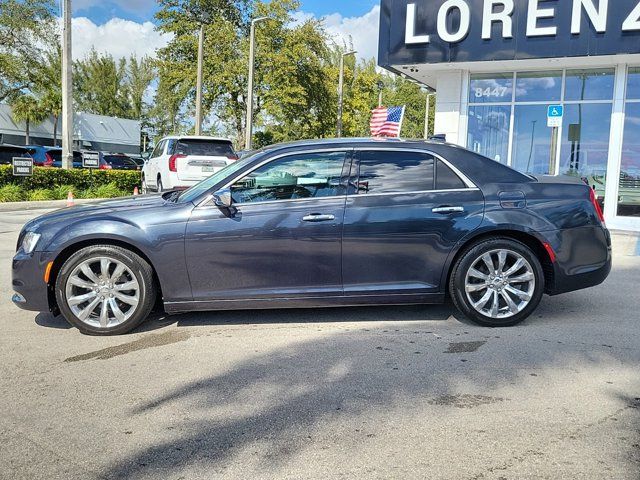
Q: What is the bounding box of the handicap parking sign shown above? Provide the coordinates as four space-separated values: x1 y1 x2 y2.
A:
547 105 563 127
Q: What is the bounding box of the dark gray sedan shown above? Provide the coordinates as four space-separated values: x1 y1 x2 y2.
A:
12 138 612 335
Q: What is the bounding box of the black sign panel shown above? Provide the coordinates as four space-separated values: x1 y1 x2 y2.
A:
82 151 99 169
12 157 33 176
379 0 640 67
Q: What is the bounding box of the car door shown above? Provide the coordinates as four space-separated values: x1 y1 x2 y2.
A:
146 140 165 188
342 148 485 296
184 149 351 302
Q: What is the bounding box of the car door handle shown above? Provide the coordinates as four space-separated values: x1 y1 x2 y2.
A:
432 206 465 214
302 214 335 222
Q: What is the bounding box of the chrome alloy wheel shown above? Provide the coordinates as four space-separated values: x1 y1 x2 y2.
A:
64 256 140 328
464 249 536 319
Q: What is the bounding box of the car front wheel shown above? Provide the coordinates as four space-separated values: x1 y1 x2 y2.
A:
449 238 544 327
55 245 157 335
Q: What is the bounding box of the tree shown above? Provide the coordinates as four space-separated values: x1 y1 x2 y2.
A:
74 50 131 118
127 55 156 121
35 48 62 145
0 0 57 102
10 94 47 144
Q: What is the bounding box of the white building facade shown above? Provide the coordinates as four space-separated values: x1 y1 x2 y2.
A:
379 0 640 231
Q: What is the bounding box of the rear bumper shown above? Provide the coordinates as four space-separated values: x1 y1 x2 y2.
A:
545 225 612 295
11 251 53 312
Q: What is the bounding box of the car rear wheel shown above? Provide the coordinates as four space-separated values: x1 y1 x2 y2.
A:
55 245 156 335
449 238 544 327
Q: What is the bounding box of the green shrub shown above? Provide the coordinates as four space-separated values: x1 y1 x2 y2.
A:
51 184 75 200
27 188 55 201
0 165 140 193
94 183 126 199
0 184 26 202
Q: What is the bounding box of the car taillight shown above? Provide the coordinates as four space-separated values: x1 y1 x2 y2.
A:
589 187 605 224
44 152 54 167
169 154 186 172
227 154 239 161
99 164 112 170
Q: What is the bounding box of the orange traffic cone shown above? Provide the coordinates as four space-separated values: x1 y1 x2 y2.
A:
66 191 75 207
133 186 140 196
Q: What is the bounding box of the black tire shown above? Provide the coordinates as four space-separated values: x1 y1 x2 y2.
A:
157 176 163 193
55 245 157 335
449 237 545 327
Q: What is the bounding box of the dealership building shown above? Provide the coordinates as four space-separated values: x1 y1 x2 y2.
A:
379 0 640 231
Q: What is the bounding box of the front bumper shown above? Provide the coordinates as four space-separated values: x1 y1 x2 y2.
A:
12 251 54 312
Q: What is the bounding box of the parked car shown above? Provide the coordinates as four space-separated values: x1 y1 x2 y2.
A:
13 138 612 335
48 149 85 169
141 136 238 193
25 145 57 167
98 152 142 171
0 144 32 165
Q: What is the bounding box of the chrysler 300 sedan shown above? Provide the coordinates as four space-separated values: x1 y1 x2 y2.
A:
12 138 612 335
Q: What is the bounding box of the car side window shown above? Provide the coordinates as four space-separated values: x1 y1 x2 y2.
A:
355 150 435 195
230 151 347 204
150 141 165 159
436 159 467 190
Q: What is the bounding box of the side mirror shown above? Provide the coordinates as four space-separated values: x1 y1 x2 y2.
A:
212 188 232 208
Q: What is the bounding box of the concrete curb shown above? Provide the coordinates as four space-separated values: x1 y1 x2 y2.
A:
0 198 108 211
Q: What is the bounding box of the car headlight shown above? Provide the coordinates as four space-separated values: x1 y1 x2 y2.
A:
21 232 41 254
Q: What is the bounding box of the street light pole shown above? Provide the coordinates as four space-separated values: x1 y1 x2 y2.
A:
336 50 356 138
245 16 268 150
61 0 73 169
195 24 205 136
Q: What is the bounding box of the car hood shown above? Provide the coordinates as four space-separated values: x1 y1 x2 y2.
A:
23 194 176 233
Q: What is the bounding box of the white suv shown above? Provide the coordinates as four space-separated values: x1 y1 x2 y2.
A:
142 136 238 192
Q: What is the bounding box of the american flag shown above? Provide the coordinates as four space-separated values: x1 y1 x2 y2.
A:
370 105 405 138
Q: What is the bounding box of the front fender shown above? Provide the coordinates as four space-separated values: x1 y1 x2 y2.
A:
43 215 193 303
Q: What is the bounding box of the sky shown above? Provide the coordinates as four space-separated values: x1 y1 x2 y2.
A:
66 0 381 62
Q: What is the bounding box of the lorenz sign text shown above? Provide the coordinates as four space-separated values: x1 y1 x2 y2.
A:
379 0 640 67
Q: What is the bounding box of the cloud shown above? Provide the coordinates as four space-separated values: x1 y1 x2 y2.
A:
322 6 380 62
71 17 172 60
73 0 157 17
295 6 381 63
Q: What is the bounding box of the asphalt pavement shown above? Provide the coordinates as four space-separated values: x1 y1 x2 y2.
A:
1 205 639 479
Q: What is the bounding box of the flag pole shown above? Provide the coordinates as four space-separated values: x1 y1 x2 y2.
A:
396 105 406 138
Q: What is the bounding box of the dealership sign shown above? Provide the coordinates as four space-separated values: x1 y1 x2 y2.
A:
379 0 640 67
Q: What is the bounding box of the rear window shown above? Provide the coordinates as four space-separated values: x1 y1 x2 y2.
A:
104 155 132 167
436 159 467 190
174 139 235 157
49 150 83 162
0 147 30 164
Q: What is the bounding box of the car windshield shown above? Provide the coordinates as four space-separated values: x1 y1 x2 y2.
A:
178 151 263 204
175 139 235 157
104 155 131 166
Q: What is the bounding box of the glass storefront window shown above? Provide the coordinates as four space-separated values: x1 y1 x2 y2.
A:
467 105 511 164
618 98 640 217
559 103 612 207
469 74 513 104
627 67 640 100
511 105 553 174
515 71 562 103
565 69 615 101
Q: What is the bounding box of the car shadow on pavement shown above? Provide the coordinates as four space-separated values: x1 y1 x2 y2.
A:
35 312 73 330
130 302 482 334
99 317 640 479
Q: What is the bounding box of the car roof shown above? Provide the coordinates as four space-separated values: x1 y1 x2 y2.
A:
255 137 532 187
161 135 232 142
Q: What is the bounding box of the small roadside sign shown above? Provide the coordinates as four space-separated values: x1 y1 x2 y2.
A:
82 151 99 169
547 105 564 128
12 157 33 176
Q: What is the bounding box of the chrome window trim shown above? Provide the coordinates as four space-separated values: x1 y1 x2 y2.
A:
352 147 478 190
197 145 478 208
347 188 480 199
